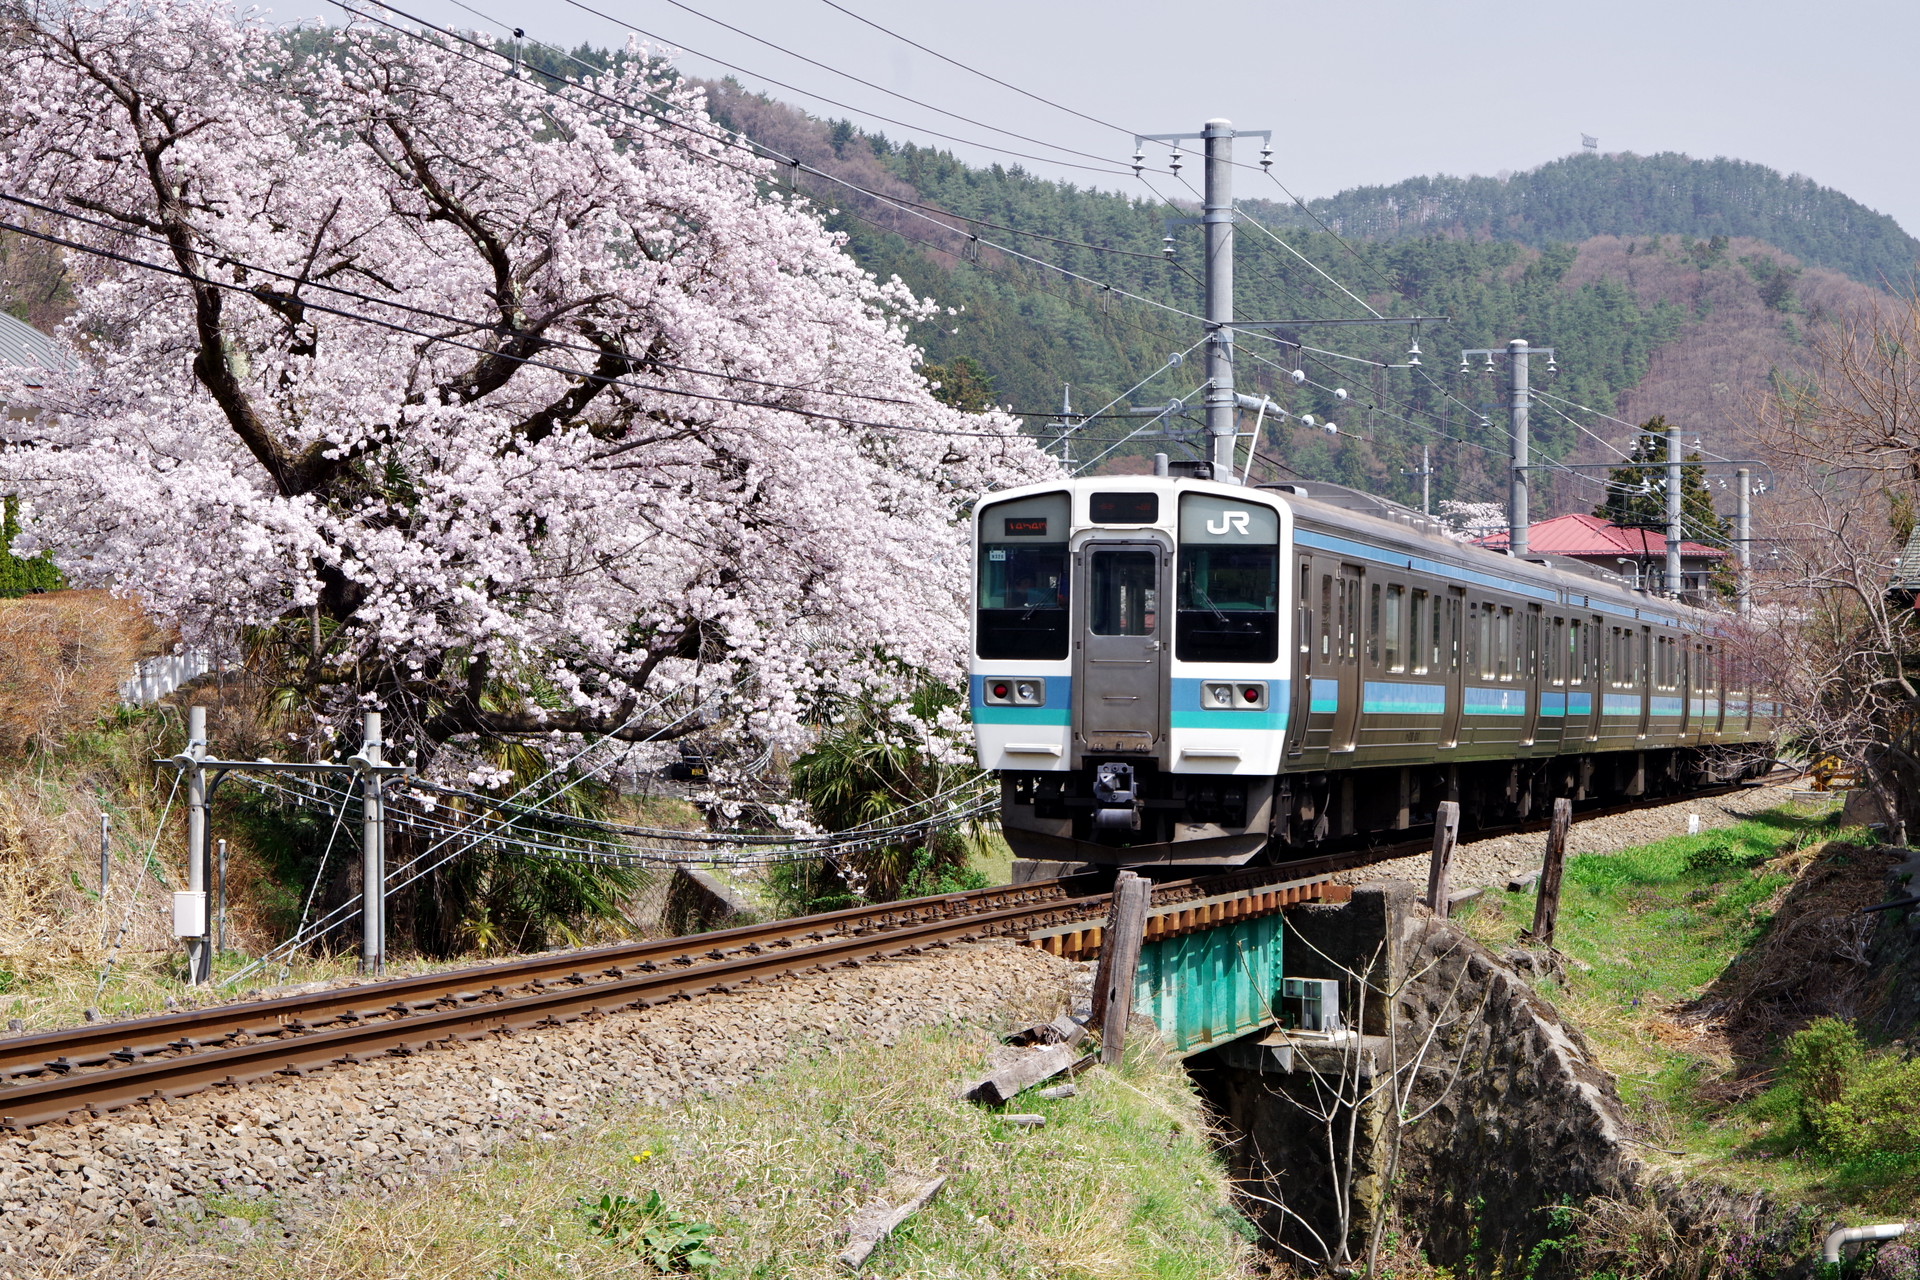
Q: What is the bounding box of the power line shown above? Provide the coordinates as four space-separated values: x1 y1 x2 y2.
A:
0 213 1049 443
540 0 1128 177
648 0 1125 171
811 0 1137 139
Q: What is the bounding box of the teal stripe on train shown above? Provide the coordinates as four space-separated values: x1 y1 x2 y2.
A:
1363 681 1446 715
1171 677 1288 731
1464 686 1527 716
1310 678 1339 714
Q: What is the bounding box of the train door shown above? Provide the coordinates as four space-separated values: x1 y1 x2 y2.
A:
1636 627 1653 739
1577 615 1603 742
1521 605 1543 749
1440 590 1464 749
1288 556 1313 761
1073 542 1167 755
1331 562 1364 753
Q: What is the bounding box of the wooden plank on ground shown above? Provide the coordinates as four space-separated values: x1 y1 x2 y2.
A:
1097 874 1152 1065
837 1175 946 1270
959 1043 1082 1104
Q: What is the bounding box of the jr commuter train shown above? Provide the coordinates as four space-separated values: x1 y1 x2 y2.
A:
970 471 1776 869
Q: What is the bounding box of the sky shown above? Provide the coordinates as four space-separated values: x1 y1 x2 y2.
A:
317 0 1920 236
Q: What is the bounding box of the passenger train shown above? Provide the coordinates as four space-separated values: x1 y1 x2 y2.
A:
970 470 1776 869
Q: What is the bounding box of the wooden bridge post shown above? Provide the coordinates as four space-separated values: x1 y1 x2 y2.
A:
1532 797 1573 948
1091 871 1152 1065
1426 800 1460 917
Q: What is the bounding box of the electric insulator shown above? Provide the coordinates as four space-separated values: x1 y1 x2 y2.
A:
1260 144 1274 170
1131 148 1145 176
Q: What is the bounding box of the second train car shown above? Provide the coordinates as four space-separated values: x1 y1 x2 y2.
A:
970 472 1774 869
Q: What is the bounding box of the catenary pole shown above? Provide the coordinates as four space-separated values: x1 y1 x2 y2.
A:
1203 118 1236 482
184 706 211 985
358 710 386 976
1508 338 1530 558
1736 467 1752 616
1666 420 1684 597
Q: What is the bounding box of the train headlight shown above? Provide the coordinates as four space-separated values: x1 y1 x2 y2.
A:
1015 681 1038 703
1204 682 1235 708
987 681 1012 704
1234 682 1270 710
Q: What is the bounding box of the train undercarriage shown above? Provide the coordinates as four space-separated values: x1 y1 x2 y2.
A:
996 746 1773 871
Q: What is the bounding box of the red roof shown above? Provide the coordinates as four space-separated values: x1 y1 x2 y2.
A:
1475 512 1726 560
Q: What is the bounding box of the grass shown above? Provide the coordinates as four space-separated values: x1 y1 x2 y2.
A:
182 1026 1258 1280
1457 797 1920 1212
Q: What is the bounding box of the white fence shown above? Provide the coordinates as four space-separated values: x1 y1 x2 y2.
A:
119 650 212 706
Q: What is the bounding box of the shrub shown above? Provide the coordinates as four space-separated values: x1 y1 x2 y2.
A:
1784 1018 1866 1120
1805 1055 1920 1162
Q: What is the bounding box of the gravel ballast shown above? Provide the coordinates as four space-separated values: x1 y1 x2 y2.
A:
0 940 1072 1276
1332 783 1801 894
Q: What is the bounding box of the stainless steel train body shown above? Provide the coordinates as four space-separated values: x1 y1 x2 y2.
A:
970 474 1776 869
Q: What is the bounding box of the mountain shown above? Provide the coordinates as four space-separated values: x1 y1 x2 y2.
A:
1243 152 1919 289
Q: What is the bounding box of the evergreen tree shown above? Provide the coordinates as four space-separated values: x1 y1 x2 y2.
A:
1591 417 1729 546
0 497 62 597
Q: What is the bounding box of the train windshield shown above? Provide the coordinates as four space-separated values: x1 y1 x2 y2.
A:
1177 494 1279 664
977 492 1070 660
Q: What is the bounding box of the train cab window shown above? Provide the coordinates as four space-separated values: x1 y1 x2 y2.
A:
1411 590 1432 675
1384 585 1406 672
976 492 1069 660
1175 495 1278 663
1090 549 1157 636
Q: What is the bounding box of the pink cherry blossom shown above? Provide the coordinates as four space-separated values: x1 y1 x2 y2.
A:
0 0 1055 765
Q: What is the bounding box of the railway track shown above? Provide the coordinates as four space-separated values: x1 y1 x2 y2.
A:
0 778 1787 1131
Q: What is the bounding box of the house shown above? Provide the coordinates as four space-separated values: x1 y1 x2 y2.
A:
1475 511 1727 596
0 310 79 384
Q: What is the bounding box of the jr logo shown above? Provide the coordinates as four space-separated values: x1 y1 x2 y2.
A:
1206 511 1251 536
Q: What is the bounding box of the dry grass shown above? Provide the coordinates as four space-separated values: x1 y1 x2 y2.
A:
149 1027 1259 1280
0 589 168 756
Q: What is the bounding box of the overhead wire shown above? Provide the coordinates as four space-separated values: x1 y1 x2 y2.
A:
647 0 1128 171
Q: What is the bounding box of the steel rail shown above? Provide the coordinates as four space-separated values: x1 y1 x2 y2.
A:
0 893 1124 1130
0 776 1784 1127
0 876 1094 1081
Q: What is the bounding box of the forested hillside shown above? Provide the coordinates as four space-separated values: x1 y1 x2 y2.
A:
1244 152 1920 288
5 45 1908 519
708 84 1903 513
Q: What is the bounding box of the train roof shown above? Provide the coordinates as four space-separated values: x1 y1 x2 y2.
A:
974 473 1732 632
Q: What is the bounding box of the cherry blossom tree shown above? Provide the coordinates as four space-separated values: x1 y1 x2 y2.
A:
0 0 1053 769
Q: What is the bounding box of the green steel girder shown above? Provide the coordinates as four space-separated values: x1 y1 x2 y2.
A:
1133 914 1284 1056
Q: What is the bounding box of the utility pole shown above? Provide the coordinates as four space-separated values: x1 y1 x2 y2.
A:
1203 119 1235 481
1665 419 1683 598
354 710 386 976
1135 120 1271 484
1402 444 1432 516
1459 341 1553 558
1735 467 1752 616
180 706 211 985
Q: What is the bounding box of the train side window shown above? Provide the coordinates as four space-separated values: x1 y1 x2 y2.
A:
1526 608 1540 684
1320 574 1333 660
1411 589 1431 675
1449 595 1463 673
1568 619 1581 684
1472 604 1490 679
1550 617 1566 686
1495 606 1514 682
1299 563 1313 657
1384 585 1406 673
1343 574 1361 662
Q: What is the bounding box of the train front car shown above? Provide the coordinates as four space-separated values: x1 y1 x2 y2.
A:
971 477 1290 869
